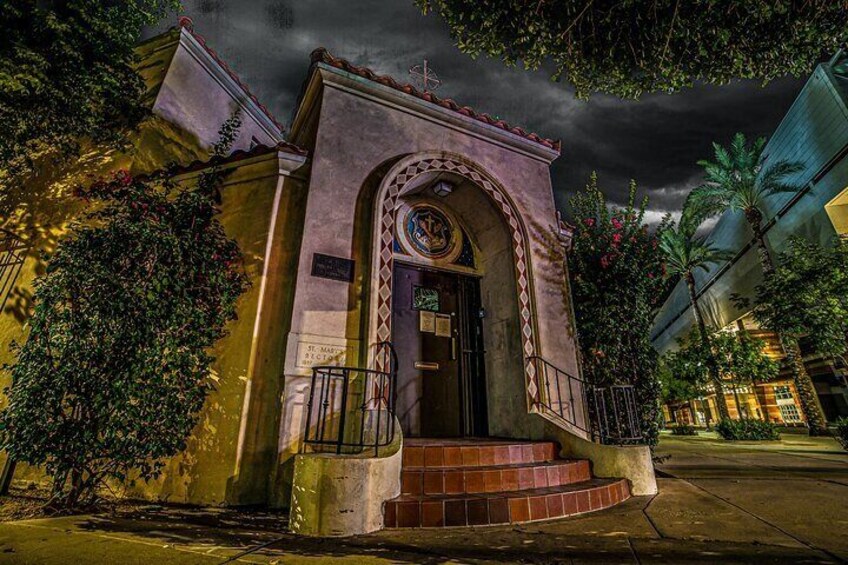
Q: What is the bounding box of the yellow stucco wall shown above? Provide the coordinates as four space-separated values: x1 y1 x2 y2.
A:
0 117 303 506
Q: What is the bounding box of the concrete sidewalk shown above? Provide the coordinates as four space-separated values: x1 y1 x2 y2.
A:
0 432 845 564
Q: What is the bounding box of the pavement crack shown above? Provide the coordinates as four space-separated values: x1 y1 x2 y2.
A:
639 493 663 540
626 536 641 564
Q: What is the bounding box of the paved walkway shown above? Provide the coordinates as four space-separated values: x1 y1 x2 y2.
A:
0 432 846 564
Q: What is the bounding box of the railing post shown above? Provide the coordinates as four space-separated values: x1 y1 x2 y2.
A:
373 371 383 457
337 369 350 455
553 366 564 420
359 370 368 452
317 368 331 444
305 368 318 445
566 369 575 424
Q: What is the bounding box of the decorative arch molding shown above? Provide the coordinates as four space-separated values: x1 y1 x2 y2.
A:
368 152 542 404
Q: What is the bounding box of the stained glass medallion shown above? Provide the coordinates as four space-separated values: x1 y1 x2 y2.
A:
405 204 455 258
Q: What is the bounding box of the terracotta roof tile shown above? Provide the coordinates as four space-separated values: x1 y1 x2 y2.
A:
177 17 285 135
310 48 561 153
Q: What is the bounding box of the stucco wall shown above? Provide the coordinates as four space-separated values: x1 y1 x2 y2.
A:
445 182 544 439
274 70 580 502
152 29 282 152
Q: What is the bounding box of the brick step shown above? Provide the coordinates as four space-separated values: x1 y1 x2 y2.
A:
402 439 558 469
401 460 591 496
384 478 630 528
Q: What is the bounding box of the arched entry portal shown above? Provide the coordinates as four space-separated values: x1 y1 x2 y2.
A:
368 153 542 438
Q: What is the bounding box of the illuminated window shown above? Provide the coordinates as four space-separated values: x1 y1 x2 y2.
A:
779 404 802 423
774 385 793 400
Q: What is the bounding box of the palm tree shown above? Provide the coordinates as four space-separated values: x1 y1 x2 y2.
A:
688 133 829 435
659 207 733 421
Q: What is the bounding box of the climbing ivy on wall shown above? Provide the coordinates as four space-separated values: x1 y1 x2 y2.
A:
568 174 669 446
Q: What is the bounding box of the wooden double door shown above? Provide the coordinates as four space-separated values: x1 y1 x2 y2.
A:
392 263 488 437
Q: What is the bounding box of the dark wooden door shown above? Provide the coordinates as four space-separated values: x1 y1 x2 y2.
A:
459 275 488 437
392 264 461 437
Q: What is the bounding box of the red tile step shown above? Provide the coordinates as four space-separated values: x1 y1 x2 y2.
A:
402 439 558 469
384 478 631 528
401 460 591 496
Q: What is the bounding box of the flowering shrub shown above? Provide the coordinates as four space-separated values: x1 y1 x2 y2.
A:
569 174 671 446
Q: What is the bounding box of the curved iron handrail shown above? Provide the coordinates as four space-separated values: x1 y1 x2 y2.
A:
303 341 399 456
526 355 644 445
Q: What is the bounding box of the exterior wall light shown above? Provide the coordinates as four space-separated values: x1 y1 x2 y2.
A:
432 180 454 197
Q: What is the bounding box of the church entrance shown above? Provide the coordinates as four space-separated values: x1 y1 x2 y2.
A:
392 263 488 438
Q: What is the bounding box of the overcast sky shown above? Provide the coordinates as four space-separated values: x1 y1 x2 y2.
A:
153 0 808 220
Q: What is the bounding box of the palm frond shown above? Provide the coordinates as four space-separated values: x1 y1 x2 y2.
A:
687 183 733 219
759 160 804 197
658 224 731 278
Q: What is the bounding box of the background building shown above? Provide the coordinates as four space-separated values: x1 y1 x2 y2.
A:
652 52 848 426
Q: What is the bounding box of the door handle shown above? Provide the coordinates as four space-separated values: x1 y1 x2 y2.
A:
451 337 457 360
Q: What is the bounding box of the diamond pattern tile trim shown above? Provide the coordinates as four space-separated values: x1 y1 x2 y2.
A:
375 158 539 403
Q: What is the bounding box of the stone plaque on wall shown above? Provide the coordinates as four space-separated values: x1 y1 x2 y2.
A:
296 341 350 369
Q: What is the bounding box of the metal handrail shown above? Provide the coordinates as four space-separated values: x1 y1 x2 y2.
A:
527 355 644 445
527 356 592 436
303 341 398 456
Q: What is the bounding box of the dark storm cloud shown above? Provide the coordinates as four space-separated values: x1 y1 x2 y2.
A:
150 0 806 220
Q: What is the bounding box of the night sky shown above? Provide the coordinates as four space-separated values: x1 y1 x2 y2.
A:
151 0 808 222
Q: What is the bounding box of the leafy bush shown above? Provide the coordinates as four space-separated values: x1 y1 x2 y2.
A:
0 167 250 510
715 419 780 441
836 417 848 451
670 424 698 436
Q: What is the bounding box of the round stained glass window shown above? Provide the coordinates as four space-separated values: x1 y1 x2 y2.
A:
405 204 455 258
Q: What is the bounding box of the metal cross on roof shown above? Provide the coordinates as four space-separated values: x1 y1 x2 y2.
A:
409 59 442 93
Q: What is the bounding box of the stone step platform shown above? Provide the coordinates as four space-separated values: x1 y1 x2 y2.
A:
401 459 592 496
386 438 631 529
401 438 558 469
384 478 630 528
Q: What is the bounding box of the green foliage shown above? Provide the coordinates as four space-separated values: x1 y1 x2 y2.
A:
660 337 710 403
662 329 777 419
568 173 669 446
715 418 780 441
416 1 846 99
0 162 249 509
658 220 731 281
835 417 848 451
750 237 848 362
670 424 698 436
710 331 779 389
0 0 181 186
687 133 804 229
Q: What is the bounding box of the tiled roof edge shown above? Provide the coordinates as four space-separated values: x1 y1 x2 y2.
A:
310 47 561 153
177 16 286 135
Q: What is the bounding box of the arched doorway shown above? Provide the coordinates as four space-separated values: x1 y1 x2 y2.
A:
368 154 540 438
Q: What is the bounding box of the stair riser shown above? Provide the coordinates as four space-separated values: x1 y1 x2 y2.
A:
402 442 557 469
385 479 630 528
401 461 591 496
